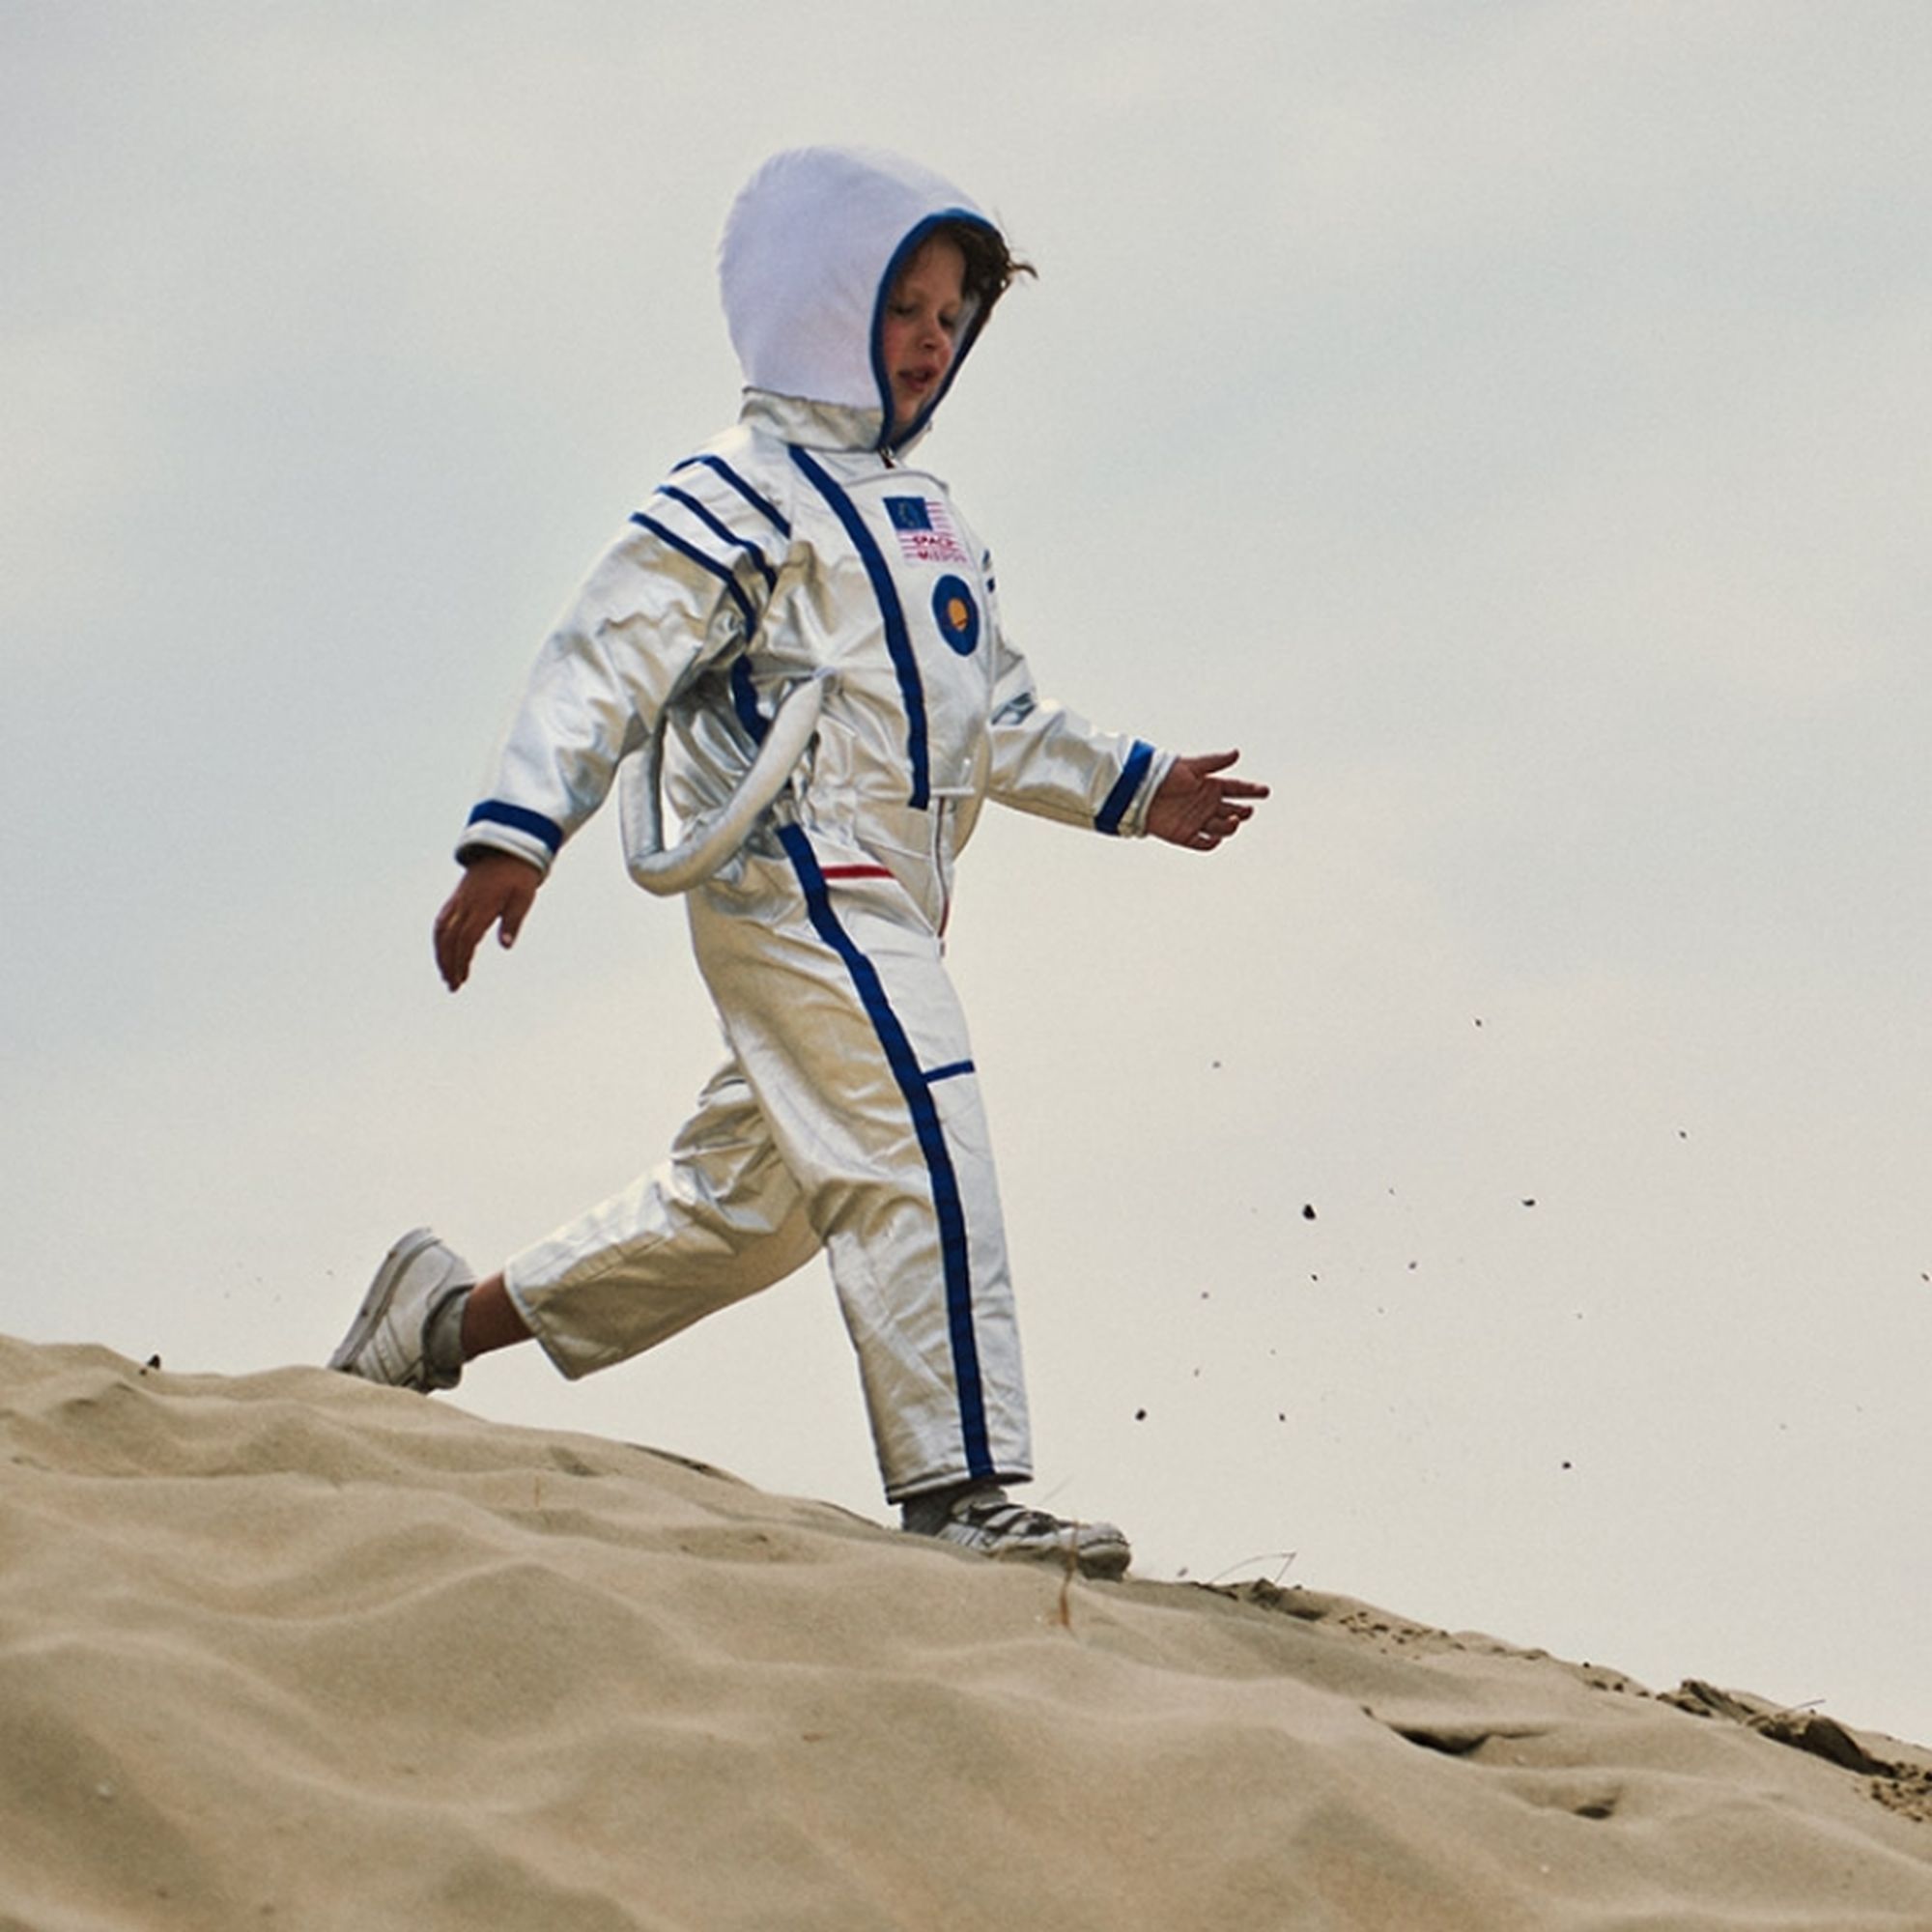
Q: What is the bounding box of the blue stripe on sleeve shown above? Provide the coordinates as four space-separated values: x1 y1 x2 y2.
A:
628 511 758 639
466 800 564 854
658 486 779 592
1095 739 1156 836
778 823 994 1481
787 446 930 810
670 454 792 537
632 499 769 749
729 658 767 745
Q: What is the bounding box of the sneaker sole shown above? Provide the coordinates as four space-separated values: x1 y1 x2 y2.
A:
947 1522 1134 1580
327 1226 441 1373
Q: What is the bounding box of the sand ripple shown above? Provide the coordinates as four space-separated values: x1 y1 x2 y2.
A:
3 1336 1927 1930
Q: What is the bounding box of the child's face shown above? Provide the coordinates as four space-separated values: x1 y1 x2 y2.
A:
880 234 967 435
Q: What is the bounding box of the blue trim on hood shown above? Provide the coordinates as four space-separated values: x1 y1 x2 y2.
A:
871 208 1000 452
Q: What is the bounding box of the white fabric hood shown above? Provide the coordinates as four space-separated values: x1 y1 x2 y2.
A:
719 146 1001 450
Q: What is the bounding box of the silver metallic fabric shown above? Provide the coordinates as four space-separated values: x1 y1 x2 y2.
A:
457 149 1170 1502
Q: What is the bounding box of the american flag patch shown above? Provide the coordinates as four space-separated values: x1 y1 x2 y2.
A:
884 495 970 565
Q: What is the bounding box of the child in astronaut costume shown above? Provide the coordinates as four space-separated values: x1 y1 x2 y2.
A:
328 147 1265 1577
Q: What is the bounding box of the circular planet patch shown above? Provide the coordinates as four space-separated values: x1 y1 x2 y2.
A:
931 575 980 656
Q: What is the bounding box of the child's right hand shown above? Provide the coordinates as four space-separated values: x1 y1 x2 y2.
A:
433 853 543 991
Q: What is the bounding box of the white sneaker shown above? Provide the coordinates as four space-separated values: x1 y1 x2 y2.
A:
927 1488 1132 1580
327 1228 473 1392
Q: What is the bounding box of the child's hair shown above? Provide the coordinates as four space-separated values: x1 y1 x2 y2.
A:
940 218 1037 324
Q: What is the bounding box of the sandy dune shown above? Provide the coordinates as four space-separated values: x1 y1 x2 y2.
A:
2 1333 1927 1930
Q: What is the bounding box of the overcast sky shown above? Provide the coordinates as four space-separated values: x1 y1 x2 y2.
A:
6 2 1929 1746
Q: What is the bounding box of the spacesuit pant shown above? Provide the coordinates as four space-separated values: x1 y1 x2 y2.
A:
501 820 1034 1504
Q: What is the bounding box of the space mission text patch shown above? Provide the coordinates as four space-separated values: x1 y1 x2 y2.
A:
884 496 971 566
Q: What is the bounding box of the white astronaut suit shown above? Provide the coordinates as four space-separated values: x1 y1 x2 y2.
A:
457 148 1174 1505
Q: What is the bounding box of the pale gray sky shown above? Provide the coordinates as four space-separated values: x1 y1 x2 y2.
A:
6 2 1929 1744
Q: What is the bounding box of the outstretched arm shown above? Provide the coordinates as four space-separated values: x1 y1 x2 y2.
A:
434 852 543 991
1145 750 1269 853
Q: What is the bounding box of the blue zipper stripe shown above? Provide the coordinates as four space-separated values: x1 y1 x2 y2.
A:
658 486 779 592
1095 739 1156 836
777 823 993 1480
787 446 930 810
670 454 791 537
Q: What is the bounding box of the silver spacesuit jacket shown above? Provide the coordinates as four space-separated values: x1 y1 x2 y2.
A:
457 146 1171 1505
457 393 1169 901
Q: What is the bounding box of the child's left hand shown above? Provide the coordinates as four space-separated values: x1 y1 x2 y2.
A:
1146 750 1269 852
